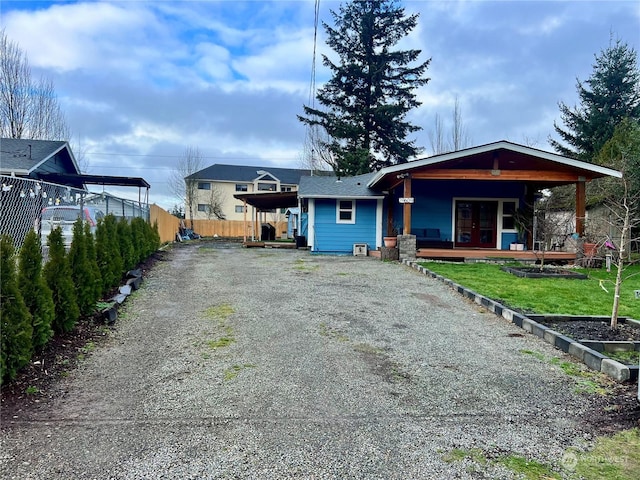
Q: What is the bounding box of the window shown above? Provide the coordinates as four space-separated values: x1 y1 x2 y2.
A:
336 199 355 224
235 205 246 213
197 204 210 213
281 186 293 192
502 201 517 230
258 182 276 191
235 184 248 192
198 182 211 190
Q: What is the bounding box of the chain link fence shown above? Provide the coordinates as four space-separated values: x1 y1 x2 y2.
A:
0 174 149 251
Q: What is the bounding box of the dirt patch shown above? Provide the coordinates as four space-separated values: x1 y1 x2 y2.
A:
543 320 640 342
0 249 167 422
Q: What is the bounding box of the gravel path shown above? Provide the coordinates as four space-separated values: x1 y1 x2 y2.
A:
1 241 597 479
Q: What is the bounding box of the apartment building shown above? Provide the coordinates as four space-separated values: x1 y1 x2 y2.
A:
186 164 315 222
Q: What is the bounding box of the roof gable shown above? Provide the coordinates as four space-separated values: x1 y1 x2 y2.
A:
368 140 622 189
0 138 80 176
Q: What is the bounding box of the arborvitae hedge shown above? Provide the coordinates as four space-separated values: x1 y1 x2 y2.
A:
1 235 33 384
68 218 97 316
84 222 102 301
117 218 135 271
44 227 80 333
130 217 145 264
18 230 54 350
96 215 123 291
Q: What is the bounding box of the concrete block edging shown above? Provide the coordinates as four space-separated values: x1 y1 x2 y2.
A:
403 260 631 382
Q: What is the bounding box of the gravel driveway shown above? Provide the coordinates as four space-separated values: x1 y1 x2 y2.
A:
1 241 596 479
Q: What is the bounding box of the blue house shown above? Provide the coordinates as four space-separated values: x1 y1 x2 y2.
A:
298 172 384 254
297 141 621 255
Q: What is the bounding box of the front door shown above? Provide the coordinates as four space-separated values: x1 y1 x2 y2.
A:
455 201 498 248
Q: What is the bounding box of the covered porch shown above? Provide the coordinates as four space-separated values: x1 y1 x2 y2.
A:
366 141 623 252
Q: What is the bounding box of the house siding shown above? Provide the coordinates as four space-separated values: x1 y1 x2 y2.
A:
393 180 526 246
312 198 378 253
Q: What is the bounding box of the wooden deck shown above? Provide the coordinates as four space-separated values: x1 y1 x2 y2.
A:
416 248 577 263
243 241 297 249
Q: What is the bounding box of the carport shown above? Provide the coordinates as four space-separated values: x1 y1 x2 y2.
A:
233 190 299 242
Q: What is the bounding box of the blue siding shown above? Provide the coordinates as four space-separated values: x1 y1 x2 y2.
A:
393 180 526 242
313 199 377 253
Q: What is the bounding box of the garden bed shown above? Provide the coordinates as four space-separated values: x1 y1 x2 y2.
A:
501 266 588 279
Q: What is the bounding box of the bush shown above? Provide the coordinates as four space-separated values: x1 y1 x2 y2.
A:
1 235 33 384
18 230 54 350
68 218 98 315
130 217 146 264
43 227 80 333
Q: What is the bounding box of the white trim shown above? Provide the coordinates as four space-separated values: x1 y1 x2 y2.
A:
308 199 315 251
299 194 384 199
368 140 622 187
336 199 356 224
375 199 383 249
452 196 518 249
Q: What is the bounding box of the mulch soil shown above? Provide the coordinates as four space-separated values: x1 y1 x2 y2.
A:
2 248 639 436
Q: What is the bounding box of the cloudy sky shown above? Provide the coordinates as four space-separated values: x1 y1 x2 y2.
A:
2 0 639 209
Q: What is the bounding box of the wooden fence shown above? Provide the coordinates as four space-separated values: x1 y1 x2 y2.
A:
150 204 288 243
150 204 181 244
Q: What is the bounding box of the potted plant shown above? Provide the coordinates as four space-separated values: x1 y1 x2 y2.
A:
383 224 400 248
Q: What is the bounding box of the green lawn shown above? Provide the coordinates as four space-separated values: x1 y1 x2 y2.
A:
417 262 640 319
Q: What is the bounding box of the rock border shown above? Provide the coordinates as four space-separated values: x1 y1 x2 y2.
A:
404 260 636 382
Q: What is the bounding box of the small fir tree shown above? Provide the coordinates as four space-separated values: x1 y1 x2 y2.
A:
0 235 33 383
43 227 80 333
18 230 54 349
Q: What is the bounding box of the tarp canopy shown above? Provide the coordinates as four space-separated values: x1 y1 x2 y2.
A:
233 191 298 210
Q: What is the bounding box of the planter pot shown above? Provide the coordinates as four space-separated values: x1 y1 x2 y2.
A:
383 236 397 248
509 243 524 251
583 243 598 256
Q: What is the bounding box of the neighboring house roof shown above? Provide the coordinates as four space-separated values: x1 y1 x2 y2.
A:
367 140 623 188
299 172 383 199
1 138 80 176
188 164 327 184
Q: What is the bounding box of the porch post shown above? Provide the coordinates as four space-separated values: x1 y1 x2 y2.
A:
403 176 412 235
242 199 247 242
576 178 586 237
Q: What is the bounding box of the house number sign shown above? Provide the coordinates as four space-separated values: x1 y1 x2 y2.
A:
399 197 415 204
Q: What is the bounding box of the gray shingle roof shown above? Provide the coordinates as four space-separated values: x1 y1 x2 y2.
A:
188 164 326 184
0 138 69 173
299 172 382 198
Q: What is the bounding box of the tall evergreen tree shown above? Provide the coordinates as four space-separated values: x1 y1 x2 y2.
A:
1 235 33 383
43 228 79 333
551 38 640 162
299 0 430 176
18 230 54 350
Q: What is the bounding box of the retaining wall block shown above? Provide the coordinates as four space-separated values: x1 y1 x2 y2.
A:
601 358 631 382
583 348 608 372
568 342 591 362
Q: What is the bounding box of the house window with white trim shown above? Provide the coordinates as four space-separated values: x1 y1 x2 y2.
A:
336 200 355 224
502 201 517 230
197 204 210 213
198 182 211 190
235 205 246 213
235 184 248 192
